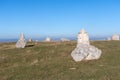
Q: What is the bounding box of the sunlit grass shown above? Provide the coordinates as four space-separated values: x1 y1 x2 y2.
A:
0 41 120 80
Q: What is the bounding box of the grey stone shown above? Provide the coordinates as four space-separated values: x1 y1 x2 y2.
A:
71 44 101 61
111 34 119 40
61 38 70 42
16 33 26 48
45 37 51 42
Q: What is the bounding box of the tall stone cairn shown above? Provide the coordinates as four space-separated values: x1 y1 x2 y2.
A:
16 33 26 48
71 29 102 62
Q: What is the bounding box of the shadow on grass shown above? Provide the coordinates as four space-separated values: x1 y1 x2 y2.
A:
25 44 34 47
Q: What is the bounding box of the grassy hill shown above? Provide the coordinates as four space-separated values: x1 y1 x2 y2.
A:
0 41 120 80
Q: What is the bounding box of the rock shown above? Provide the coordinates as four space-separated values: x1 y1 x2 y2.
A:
45 37 51 42
28 38 33 42
71 44 101 61
111 34 119 40
77 29 90 46
71 29 102 62
61 38 70 42
16 33 26 48
107 37 111 41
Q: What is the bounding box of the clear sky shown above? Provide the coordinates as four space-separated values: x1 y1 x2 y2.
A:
0 0 120 39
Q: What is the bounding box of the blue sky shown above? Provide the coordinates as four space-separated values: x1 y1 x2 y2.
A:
0 0 120 39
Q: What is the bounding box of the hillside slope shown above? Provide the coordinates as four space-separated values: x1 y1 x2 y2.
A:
0 41 120 80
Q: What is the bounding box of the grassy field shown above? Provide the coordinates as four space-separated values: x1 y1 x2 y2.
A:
0 41 120 80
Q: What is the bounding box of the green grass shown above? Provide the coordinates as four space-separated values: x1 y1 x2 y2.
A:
0 41 120 80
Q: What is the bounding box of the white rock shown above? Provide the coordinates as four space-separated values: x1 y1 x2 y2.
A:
71 29 102 62
111 34 119 40
61 38 70 42
16 33 26 48
77 29 90 46
45 37 51 42
28 38 33 42
107 37 111 41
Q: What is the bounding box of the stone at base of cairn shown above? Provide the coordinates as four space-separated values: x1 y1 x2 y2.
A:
71 44 102 62
16 33 26 48
16 40 26 48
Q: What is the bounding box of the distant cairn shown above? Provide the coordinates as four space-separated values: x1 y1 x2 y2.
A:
45 37 51 42
111 34 119 40
28 38 33 42
61 38 70 42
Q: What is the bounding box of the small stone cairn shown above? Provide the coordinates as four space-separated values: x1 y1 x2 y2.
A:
45 37 51 42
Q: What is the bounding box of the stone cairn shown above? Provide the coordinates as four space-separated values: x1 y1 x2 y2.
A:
16 33 26 48
45 37 51 42
71 29 102 62
111 34 119 40
28 38 33 42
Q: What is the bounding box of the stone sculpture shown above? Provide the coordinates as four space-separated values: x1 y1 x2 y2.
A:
16 33 26 48
45 37 51 42
111 34 119 40
71 29 102 62
28 38 33 42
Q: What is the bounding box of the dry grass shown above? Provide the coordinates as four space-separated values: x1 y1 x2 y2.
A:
0 41 120 80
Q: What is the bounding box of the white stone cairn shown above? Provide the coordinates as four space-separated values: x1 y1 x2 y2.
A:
45 37 51 42
111 34 119 40
71 29 102 62
28 38 33 42
77 29 90 46
16 33 26 48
